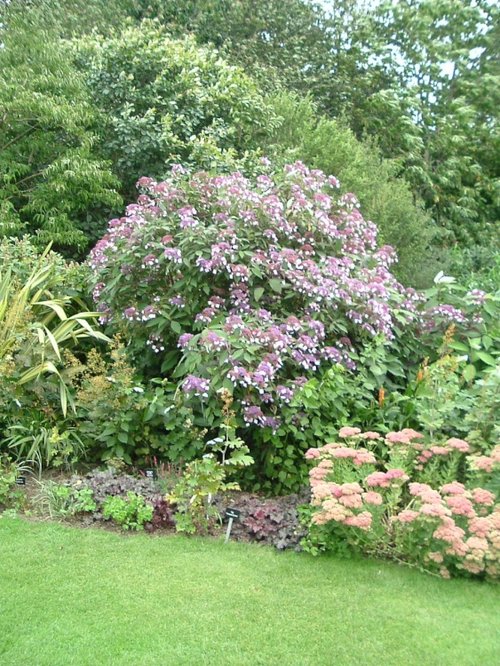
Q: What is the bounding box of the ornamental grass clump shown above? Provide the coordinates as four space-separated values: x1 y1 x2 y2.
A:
305 429 499 579
89 161 421 465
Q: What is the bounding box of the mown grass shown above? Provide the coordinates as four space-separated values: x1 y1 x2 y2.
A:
0 517 498 665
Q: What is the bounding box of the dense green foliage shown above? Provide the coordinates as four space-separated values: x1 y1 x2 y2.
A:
0 0 498 584
263 93 434 285
72 21 277 199
132 0 499 270
0 9 121 252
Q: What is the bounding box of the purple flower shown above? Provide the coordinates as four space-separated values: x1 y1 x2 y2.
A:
178 333 194 349
243 405 265 425
164 247 182 263
202 331 226 351
182 375 210 398
169 295 185 308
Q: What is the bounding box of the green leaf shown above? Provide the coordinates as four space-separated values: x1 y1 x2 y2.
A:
254 287 264 302
171 321 182 334
475 351 496 366
462 364 476 382
269 279 282 294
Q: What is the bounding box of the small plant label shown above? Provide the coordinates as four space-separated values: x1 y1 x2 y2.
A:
224 508 241 543
225 508 241 521
15 476 26 486
144 469 157 480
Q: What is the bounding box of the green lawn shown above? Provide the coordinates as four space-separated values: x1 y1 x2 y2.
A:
0 518 498 665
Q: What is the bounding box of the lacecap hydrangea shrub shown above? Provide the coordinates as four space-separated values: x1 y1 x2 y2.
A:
89 160 425 485
305 427 499 579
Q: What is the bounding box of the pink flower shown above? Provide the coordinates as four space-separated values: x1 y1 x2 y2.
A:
305 448 321 459
312 482 341 501
386 468 409 481
359 431 381 440
471 456 493 472
344 511 372 530
471 488 495 506
365 472 390 488
433 517 465 544
468 517 491 538
430 446 449 456
354 451 377 466
338 426 361 438
362 491 383 506
466 536 488 552
340 482 363 495
441 482 466 495
395 509 419 523
409 482 433 496
330 447 357 459
339 494 364 509
428 552 444 564
446 496 476 518
401 428 423 440
420 503 450 518
445 437 470 453
385 431 411 445
421 491 443 506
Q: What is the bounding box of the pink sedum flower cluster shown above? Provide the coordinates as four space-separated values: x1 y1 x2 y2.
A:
306 428 499 579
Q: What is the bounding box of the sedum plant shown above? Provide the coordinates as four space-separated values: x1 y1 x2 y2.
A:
304 428 499 580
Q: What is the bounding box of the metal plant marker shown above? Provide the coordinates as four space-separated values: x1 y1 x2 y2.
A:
224 508 241 543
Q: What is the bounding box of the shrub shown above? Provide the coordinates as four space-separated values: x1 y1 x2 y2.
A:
0 455 29 509
168 391 253 534
89 160 422 487
0 246 109 422
304 428 499 579
67 340 172 464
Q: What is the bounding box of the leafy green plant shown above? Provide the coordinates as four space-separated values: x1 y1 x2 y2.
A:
0 455 29 509
34 481 96 518
0 247 109 416
69 341 174 464
5 423 85 471
0 8 121 252
102 492 153 531
72 20 277 198
168 390 253 534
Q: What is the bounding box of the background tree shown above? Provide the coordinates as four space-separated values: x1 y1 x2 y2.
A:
71 21 278 200
0 6 122 254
